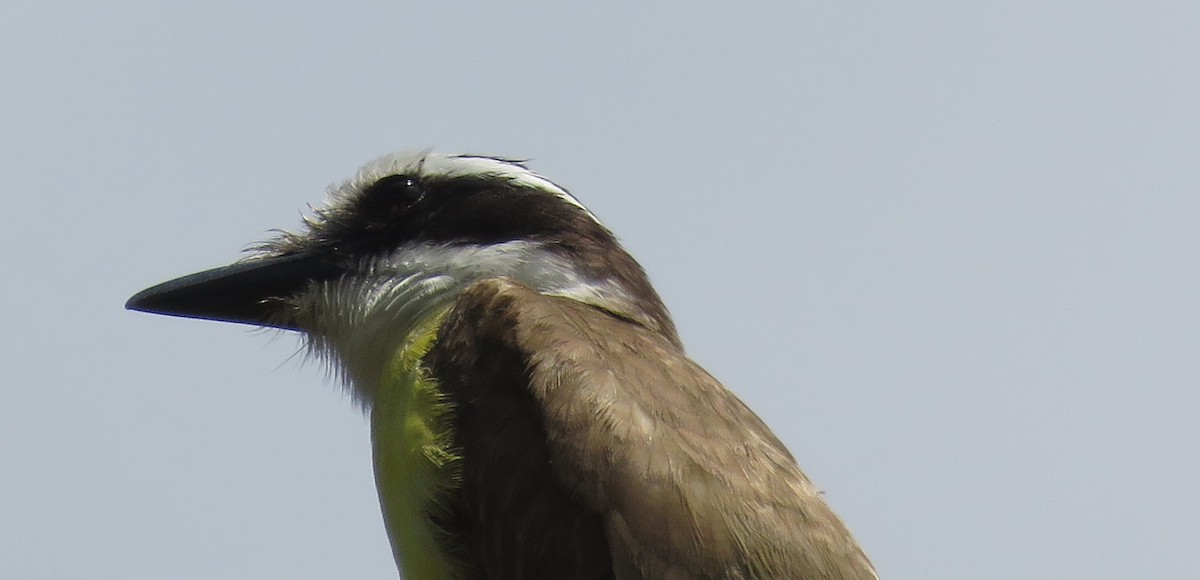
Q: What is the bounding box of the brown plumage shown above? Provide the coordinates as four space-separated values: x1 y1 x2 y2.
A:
126 151 877 579
427 278 877 579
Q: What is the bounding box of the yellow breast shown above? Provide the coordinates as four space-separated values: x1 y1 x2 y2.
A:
369 311 461 579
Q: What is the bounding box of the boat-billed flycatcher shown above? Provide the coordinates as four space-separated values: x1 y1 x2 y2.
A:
127 151 877 579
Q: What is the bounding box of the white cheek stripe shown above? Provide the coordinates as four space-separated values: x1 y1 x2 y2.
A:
378 240 631 312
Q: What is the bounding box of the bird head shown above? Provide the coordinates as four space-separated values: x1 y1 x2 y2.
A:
127 151 679 369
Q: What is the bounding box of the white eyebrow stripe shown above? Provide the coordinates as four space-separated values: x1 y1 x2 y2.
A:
347 151 601 225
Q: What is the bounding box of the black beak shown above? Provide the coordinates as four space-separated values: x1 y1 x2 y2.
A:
126 251 344 331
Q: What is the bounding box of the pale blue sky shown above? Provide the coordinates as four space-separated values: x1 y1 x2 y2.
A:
3 2 1198 578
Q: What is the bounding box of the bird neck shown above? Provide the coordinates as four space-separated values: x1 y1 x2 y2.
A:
299 240 669 404
368 310 462 580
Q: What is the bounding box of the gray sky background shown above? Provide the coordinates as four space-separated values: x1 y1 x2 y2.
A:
3 2 1197 578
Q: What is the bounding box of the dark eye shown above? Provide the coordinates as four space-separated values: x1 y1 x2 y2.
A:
369 174 425 205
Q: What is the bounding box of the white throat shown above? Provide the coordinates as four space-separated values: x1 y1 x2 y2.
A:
292 240 634 402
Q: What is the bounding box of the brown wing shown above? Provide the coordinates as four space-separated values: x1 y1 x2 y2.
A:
426 278 876 580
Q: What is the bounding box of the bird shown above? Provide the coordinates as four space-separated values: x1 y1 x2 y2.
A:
126 151 877 579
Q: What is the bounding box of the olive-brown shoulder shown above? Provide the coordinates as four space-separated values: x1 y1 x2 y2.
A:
430 278 877 580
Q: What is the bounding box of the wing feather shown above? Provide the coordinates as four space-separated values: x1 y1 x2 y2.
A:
427 278 876 580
